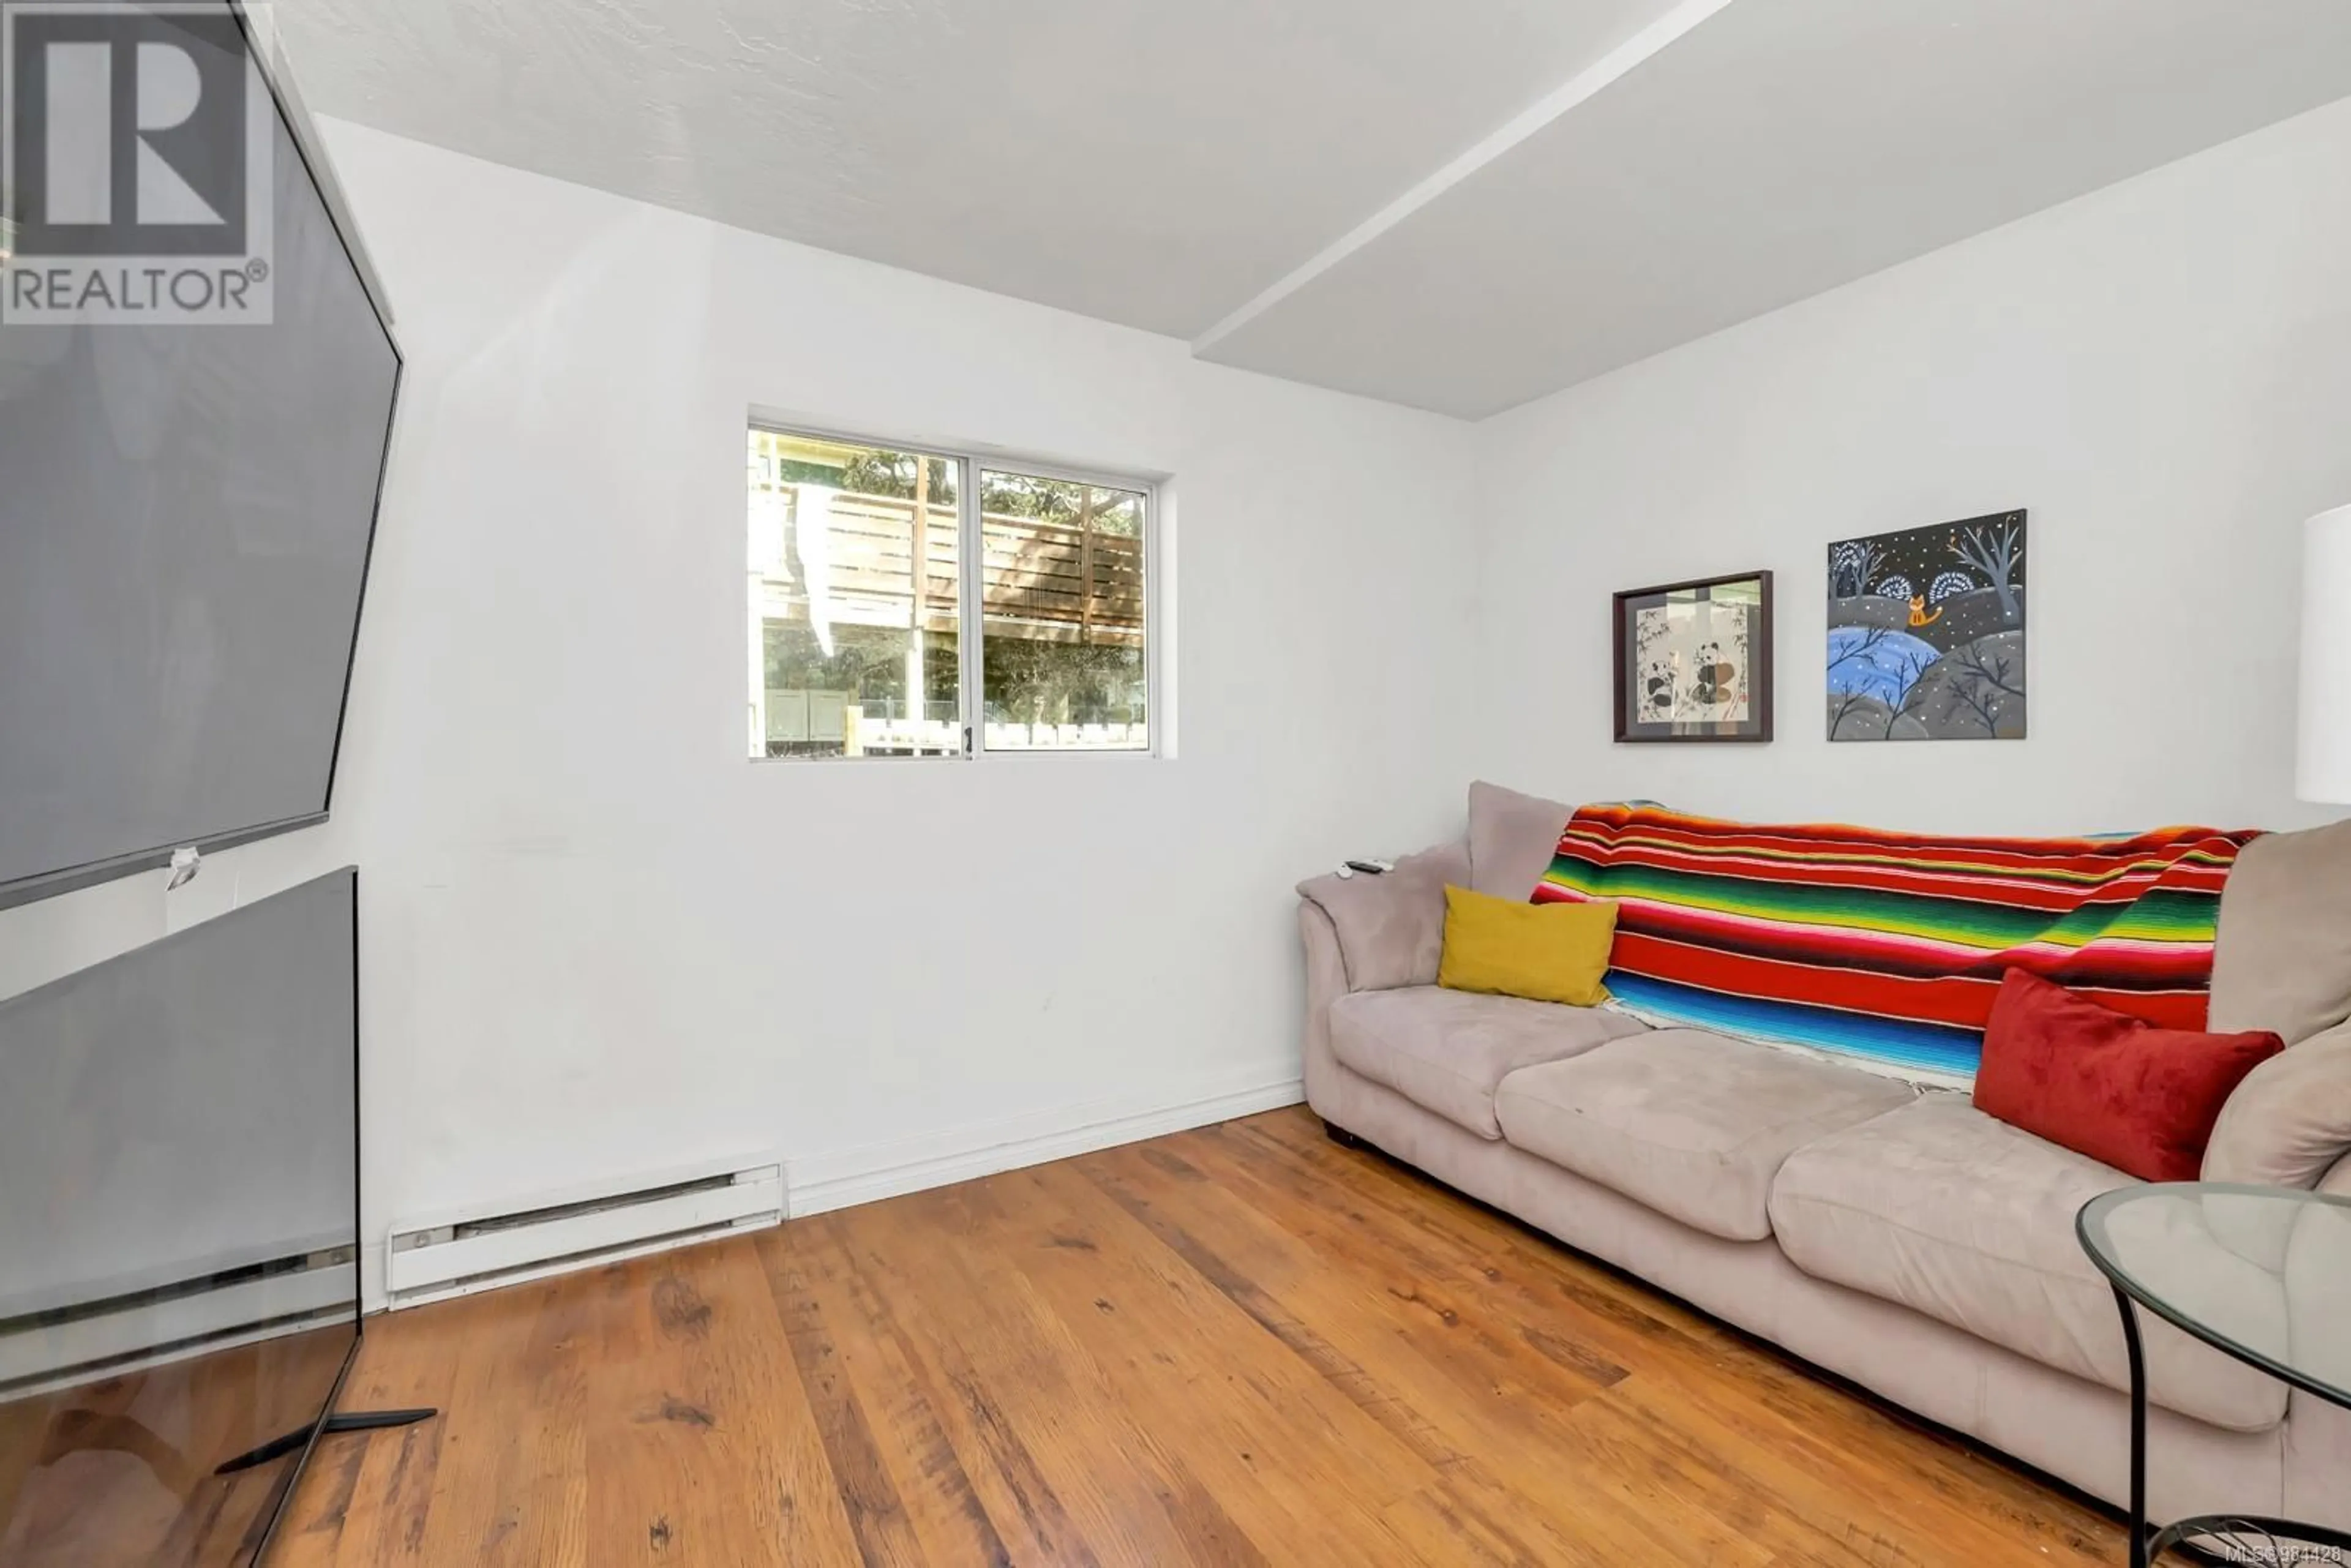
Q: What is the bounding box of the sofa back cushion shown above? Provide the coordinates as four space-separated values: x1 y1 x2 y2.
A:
1466 781 1576 902
2203 1018 2351 1188
2209 817 2351 1044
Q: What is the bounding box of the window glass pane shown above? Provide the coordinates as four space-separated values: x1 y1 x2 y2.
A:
978 470 1148 751
748 431 960 758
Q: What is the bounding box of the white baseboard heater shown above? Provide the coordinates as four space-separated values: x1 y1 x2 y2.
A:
386 1162 782 1308
0 1251 359 1401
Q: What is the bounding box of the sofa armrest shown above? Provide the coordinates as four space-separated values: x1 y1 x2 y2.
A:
1295 840 1467 994
1299 901 1349 1114
2203 1017 2351 1188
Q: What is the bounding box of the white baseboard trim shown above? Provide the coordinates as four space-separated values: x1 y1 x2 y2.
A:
363 1073 1303 1315
784 1071 1306 1220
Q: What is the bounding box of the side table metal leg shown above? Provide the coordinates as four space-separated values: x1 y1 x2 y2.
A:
2113 1283 2151 1568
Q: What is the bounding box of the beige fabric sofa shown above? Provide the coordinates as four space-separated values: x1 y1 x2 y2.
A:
1298 784 2351 1531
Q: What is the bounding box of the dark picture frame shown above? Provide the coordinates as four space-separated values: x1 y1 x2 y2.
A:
1612 571 1774 743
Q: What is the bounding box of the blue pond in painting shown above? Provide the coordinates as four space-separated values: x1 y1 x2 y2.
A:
1827 626 1942 706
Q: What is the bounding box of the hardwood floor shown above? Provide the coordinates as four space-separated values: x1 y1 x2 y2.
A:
1 1323 354 1567
273 1108 2125 1566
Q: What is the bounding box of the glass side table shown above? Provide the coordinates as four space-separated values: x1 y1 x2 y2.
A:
2077 1183 2351 1568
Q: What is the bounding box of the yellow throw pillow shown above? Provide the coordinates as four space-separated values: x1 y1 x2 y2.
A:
1437 886 1618 1007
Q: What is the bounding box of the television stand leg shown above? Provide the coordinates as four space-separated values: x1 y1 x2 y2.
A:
212 1407 438 1476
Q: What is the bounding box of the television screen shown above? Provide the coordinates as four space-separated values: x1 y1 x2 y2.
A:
0 868 359 1567
0 2 400 904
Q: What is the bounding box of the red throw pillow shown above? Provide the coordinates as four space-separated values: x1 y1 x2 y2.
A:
1973 969 2284 1182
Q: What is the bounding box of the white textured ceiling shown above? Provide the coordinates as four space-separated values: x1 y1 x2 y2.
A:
271 0 1684 339
278 0 2351 416
1198 0 2351 416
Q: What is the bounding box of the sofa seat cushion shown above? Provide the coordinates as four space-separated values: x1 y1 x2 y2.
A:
1327 988 1646 1139
1769 1095 2289 1431
1494 1030 1917 1242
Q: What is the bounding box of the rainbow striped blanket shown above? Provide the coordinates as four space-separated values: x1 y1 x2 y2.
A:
1534 804 2259 1086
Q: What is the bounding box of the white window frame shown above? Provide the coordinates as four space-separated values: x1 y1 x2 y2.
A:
748 418 1164 762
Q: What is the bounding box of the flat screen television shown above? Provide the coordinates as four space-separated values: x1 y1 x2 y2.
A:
0 1 401 909
0 868 360 1567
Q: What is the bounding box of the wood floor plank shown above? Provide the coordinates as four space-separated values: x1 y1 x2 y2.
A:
794 1208 1104 1566
1202 1118 2109 1567
975 1160 1431 1562
263 1107 2130 1567
1085 1137 1762 1568
853 1182 1265 1564
769 1214 1013 1566
274 1291 479 1566
1153 1144 1895 1566
760 1236 932 1567
582 1242 861 1568
407 1271 592 1568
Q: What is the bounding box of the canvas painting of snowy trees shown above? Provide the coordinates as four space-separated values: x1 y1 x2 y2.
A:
1826 511 2026 741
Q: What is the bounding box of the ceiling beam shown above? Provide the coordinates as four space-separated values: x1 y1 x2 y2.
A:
1188 0 1744 359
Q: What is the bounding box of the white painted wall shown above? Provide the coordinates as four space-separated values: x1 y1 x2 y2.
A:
19 88 2350 1315
1471 96 2351 836
0 121 1480 1307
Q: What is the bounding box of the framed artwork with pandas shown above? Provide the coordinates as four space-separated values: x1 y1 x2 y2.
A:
1611 571 1774 743
1826 510 2027 741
